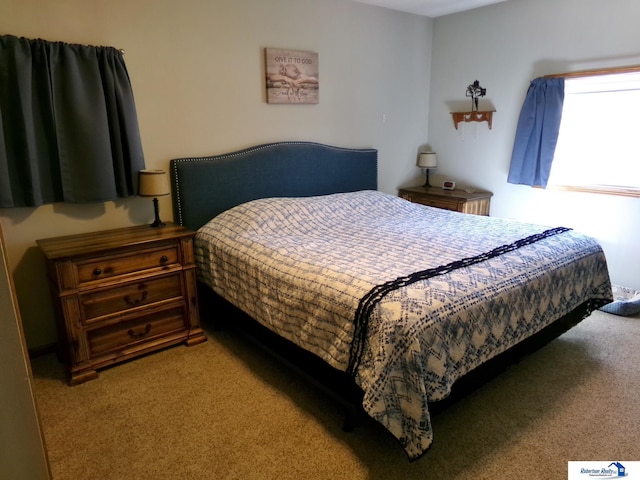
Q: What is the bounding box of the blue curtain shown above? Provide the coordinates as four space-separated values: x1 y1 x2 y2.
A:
507 77 564 188
0 35 145 207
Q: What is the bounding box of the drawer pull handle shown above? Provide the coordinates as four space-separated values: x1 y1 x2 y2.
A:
128 324 152 339
124 291 148 306
93 268 102 276
160 255 168 263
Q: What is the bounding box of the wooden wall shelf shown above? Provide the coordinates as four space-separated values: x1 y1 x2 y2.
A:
451 110 496 129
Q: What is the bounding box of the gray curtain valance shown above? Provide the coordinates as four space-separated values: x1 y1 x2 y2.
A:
0 35 145 207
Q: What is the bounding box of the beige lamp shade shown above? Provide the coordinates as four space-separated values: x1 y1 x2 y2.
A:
138 170 170 197
417 152 437 168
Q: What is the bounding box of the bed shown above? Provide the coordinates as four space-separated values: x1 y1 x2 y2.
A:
170 141 612 460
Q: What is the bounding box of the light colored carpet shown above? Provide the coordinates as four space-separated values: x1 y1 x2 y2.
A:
31 309 640 480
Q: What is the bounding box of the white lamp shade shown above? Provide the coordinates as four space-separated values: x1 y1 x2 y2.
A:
417 152 437 168
138 170 170 197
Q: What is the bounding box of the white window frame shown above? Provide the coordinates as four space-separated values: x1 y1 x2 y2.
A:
547 67 640 198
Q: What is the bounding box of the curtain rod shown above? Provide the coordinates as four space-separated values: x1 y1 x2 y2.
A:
544 64 640 79
1 34 126 55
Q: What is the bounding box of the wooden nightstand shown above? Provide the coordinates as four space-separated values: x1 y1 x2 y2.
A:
398 186 493 216
37 223 206 385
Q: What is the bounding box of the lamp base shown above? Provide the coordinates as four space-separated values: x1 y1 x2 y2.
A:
150 197 165 228
423 169 432 188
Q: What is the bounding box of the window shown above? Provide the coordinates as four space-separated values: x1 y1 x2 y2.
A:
0 35 145 208
547 69 640 196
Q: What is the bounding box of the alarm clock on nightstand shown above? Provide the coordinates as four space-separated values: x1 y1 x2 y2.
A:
442 180 456 190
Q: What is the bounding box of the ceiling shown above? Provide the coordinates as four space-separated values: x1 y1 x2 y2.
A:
350 0 510 17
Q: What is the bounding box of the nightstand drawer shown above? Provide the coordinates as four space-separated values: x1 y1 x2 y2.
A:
87 306 186 356
412 197 459 211
398 187 492 216
80 273 183 324
76 245 180 285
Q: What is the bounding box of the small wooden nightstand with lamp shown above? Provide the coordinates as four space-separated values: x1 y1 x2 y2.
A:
399 151 493 216
37 169 206 385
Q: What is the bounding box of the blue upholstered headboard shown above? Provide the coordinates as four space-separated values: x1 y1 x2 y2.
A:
170 141 378 231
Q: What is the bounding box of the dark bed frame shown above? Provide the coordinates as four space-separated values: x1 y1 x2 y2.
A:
170 141 595 437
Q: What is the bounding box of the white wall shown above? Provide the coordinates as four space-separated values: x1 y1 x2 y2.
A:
0 0 432 349
428 0 640 290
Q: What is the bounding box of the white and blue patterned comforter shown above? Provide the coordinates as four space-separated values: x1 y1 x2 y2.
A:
195 190 612 459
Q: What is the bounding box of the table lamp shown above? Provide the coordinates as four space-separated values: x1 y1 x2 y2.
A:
138 169 170 227
417 152 437 187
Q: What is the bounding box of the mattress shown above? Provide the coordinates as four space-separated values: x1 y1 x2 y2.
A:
195 190 612 459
